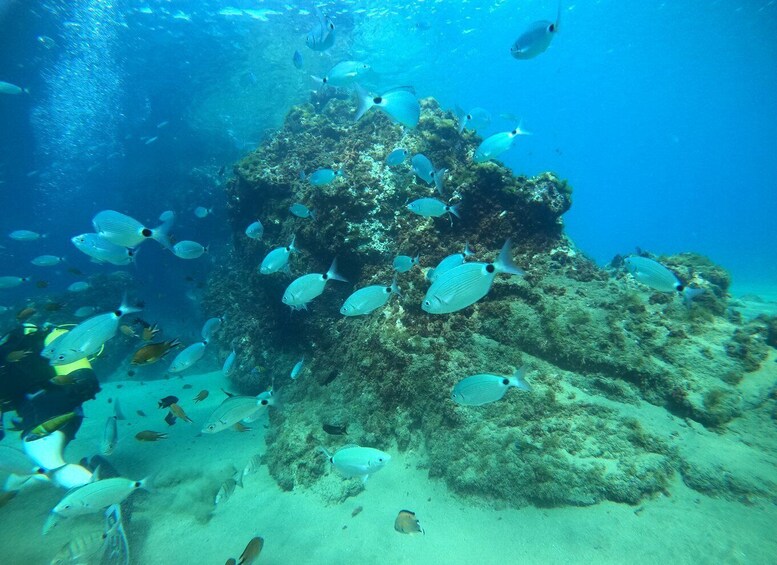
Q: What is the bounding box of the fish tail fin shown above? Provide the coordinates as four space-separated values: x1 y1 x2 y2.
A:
327 258 348 283
390 275 401 297
447 204 461 219
455 104 467 133
136 476 153 492
289 234 297 253
511 366 532 391
42 512 59 535
463 241 475 257
354 84 374 122
434 167 448 195
682 287 704 307
514 119 532 137
151 217 174 249
118 294 142 317
496 238 525 276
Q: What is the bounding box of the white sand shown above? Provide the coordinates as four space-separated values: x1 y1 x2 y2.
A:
1 365 776 564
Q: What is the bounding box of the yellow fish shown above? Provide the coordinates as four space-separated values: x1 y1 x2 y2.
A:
238 536 264 565
394 510 424 535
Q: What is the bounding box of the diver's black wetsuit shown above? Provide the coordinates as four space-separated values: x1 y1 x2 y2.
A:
0 326 100 442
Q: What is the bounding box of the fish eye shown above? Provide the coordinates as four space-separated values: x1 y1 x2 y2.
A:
141 228 152 237
373 96 382 104
423 300 431 307
486 264 495 274
385 286 392 292
57 354 65 360
261 399 268 405
549 23 556 32
502 378 510 385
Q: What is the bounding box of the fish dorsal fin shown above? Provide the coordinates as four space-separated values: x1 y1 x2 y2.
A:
337 443 359 452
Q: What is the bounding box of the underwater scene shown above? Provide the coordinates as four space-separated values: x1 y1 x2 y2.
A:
1 0 776 563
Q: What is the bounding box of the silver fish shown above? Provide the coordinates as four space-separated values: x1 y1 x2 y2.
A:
215 478 237 505
52 477 148 518
427 243 474 283
31 255 65 267
172 240 207 259
451 367 531 406
222 349 237 376
245 220 264 240
290 357 305 380
422 239 523 314
282 258 347 309
242 454 262 478
306 13 335 51
92 210 171 248
474 126 530 163
43 298 141 365
624 256 703 304
510 1 561 60
71 233 134 265
406 198 459 220
320 445 391 482
201 317 223 341
393 255 419 273
340 277 399 316
259 235 296 274
101 416 118 456
168 341 207 373
0 276 30 289
202 395 271 434
355 85 420 129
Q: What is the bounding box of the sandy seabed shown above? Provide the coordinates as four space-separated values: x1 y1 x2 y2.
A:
1 295 776 565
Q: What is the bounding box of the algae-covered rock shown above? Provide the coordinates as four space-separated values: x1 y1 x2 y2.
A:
204 96 777 509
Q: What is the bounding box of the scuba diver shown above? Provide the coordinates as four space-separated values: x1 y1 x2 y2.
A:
0 323 100 471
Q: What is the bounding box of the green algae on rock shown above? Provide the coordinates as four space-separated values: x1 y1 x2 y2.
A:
204 95 776 509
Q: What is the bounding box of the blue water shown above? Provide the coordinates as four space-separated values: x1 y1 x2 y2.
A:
2 0 775 294
1 2 777 563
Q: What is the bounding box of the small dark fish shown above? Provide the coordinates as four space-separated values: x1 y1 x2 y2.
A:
322 423 347 436
351 506 363 517
169 403 192 423
127 370 136 377
164 412 177 426
225 560 236 565
394 510 424 535
136 410 146 417
35 280 49 289
5 349 32 363
158 395 179 409
293 50 303 69
194 390 209 403
16 307 36 321
141 324 160 341
132 339 180 365
43 302 62 311
135 430 167 441
238 536 264 565
234 422 251 433
0 490 19 508
182 384 193 390
322 370 339 386
67 267 84 276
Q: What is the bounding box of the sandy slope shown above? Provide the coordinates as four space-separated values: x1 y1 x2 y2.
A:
1 366 776 565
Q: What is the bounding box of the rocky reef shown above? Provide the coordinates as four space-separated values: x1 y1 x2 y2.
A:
204 95 777 509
